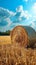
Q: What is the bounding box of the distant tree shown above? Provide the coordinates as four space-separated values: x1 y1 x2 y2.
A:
0 30 10 35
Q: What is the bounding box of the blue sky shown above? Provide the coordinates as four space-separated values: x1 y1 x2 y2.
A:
0 0 34 11
0 0 36 32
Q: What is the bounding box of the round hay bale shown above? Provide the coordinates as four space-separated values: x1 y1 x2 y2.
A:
10 26 29 47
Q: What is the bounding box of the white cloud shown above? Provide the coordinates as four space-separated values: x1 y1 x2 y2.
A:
16 5 23 12
0 7 16 31
0 5 36 31
0 6 33 31
29 3 36 30
31 3 36 16
30 22 36 31
15 5 36 31
0 7 15 16
31 22 35 27
16 5 31 22
23 0 28 2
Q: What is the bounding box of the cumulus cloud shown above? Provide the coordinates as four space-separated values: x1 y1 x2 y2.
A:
29 3 36 31
29 20 36 31
12 5 36 31
0 7 15 17
0 7 15 31
0 5 36 32
31 3 36 16
13 5 30 23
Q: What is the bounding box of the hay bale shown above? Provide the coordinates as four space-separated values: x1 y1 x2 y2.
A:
10 26 29 47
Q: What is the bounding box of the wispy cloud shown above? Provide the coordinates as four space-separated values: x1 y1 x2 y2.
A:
0 7 15 31
0 5 36 32
15 5 30 22
29 3 36 31
23 0 28 2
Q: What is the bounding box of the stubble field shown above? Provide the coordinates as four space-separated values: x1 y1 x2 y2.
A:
0 36 11 44
0 36 36 65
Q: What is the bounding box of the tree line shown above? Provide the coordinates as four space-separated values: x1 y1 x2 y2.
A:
0 30 10 35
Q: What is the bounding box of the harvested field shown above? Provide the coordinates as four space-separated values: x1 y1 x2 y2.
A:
0 36 11 44
0 36 36 65
0 44 36 65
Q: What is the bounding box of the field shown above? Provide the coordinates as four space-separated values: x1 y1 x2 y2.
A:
0 36 36 65
0 36 11 44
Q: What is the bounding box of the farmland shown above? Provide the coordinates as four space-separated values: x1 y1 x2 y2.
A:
0 36 36 65
0 36 11 44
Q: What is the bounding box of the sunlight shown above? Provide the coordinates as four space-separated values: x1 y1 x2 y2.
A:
32 3 36 15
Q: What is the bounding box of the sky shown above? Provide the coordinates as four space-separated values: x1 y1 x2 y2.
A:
0 0 36 32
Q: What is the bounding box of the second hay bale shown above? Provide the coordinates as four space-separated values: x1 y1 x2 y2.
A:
10 26 29 47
